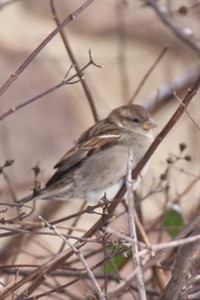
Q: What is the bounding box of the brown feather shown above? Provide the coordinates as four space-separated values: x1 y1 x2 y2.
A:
46 120 121 187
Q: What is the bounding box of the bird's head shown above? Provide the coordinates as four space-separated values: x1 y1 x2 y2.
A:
108 104 157 136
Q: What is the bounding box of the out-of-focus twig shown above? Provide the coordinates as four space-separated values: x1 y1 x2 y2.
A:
129 46 168 104
1 267 118 280
50 0 99 122
172 89 200 129
144 67 199 113
0 0 22 10
0 51 101 122
0 0 95 98
145 0 200 54
116 1 130 101
1 169 17 204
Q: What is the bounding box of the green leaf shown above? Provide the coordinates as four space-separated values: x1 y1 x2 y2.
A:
163 208 185 237
103 245 129 276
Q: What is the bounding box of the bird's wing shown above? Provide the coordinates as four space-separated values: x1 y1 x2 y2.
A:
45 121 121 187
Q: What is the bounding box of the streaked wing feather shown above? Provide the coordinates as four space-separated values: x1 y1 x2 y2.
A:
46 122 121 187
54 133 120 171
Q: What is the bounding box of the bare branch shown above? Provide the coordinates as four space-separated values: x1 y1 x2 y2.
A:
0 52 100 122
126 150 147 300
145 0 200 54
50 0 99 122
106 215 200 298
129 46 168 104
0 0 96 98
160 227 200 300
38 216 106 300
144 67 199 113
104 227 200 253
172 89 200 129
116 1 130 101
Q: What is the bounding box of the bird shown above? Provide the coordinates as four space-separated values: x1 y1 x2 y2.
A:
33 104 157 202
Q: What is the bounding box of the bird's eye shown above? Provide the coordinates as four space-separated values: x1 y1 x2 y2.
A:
132 118 140 123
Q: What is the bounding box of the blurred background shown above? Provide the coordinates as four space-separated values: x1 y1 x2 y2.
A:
0 0 200 298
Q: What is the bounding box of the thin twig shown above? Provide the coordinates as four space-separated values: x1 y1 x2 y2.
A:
160 227 200 300
0 0 96 98
144 67 200 113
106 215 200 298
126 197 167 290
1 267 118 281
145 0 200 54
172 89 200 129
129 46 168 104
58 201 87 253
126 150 147 300
105 227 200 254
50 0 99 122
0 51 101 122
116 1 130 101
172 175 200 204
0 0 23 10
1 169 19 216
38 216 106 300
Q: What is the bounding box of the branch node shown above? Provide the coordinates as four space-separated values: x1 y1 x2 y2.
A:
11 106 16 113
11 73 18 79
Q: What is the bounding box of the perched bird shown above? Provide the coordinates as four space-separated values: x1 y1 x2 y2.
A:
35 104 156 202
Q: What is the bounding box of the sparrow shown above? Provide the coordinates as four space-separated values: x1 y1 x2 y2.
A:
35 104 157 202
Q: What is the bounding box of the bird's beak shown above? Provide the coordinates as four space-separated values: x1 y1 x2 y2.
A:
143 118 157 130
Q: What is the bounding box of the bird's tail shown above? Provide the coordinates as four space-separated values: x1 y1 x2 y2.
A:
17 188 45 204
